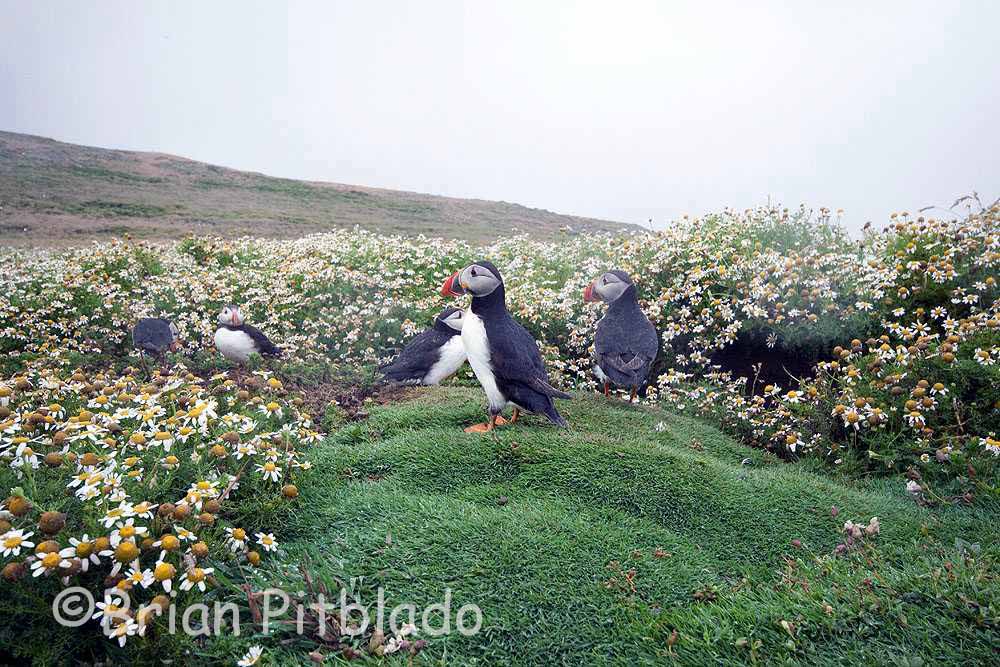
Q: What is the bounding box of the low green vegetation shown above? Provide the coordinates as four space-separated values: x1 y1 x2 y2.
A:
232 389 1000 664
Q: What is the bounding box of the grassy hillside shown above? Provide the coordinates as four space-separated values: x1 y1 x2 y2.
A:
0 131 637 245
256 388 997 665
3 386 996 665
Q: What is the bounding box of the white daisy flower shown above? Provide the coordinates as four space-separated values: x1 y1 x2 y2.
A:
255 532 278 552
1 529 35 557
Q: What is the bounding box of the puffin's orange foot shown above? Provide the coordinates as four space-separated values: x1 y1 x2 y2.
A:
494 415 509 426
464 422 494 433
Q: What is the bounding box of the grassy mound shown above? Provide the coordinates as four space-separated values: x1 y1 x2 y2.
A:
261 388 998 665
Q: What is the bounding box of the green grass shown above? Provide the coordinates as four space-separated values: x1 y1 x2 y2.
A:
251 388 999 665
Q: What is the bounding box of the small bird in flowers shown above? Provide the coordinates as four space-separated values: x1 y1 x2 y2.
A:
584 270 658 401
132 317 181 374
441 261 570 432
214 305 281 365
380 307 467 386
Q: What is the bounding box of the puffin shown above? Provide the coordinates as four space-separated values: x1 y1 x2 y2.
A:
132 318 180 356
441 261 570 432
132 318 180 372
584 270 658 401
213 305 281 363
380 307 467 386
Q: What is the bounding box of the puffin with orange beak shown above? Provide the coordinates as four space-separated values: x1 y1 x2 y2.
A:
584 270 658 401
441 261 570 432
214 304 281 364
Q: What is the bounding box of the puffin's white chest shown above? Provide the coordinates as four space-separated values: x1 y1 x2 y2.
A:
422 335 467 386
461 310 506 411
214 328 257 363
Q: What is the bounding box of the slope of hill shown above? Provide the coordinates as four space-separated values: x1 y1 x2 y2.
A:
0 131 637 245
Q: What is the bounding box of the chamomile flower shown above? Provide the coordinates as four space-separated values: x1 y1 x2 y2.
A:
60 534 100 570
152 560 177 592
1 529 35 557
255 532 278 552
31 550 72 577
225 527 249 553
256 460 282 483
110 518 148 546
124 565 154 589
178 566 214 592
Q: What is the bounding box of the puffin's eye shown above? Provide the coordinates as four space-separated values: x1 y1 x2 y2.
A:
470 268 477 277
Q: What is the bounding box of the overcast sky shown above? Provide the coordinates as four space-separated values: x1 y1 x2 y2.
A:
2 1 997 230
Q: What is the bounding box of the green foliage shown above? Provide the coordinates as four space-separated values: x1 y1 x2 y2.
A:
256 388 1000 665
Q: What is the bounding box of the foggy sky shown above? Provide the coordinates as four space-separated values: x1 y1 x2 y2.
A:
2 1 998 231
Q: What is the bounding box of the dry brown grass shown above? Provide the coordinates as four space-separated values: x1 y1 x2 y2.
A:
0 131 636 246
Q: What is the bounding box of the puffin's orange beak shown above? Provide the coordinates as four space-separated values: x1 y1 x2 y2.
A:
231 311 239 326
583 283 597 302
441 271 465 297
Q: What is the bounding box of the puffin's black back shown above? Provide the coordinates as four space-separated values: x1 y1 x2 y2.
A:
132 318 173 354
469 262 569 426
236 323 281 357
594 282 658 389
380 311 460 383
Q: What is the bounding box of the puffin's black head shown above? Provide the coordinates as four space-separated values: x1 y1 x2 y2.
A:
440 260 504 298
434 306 464 332
584 270 635 304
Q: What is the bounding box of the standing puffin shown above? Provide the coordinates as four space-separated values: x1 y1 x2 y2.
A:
441 261 570 432
584 270 658 401
380 307 467 386
132 318 180 356
214 305 281 363
132 318 180 373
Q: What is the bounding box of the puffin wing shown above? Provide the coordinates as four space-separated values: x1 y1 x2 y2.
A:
240 323 281 357
380 329 448 381
133 318 172 353
488 319 570 400
594 310 658 380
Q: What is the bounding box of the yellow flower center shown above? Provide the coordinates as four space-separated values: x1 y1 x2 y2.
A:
160 535 179 551
115 542 140 563
4 536 22 549
232 529 246 541
187 567 205 583
119 525 136 539
76 541 93 557
197 481 211 491
154 562 175 580
266 402 279 412
42 552 61 569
